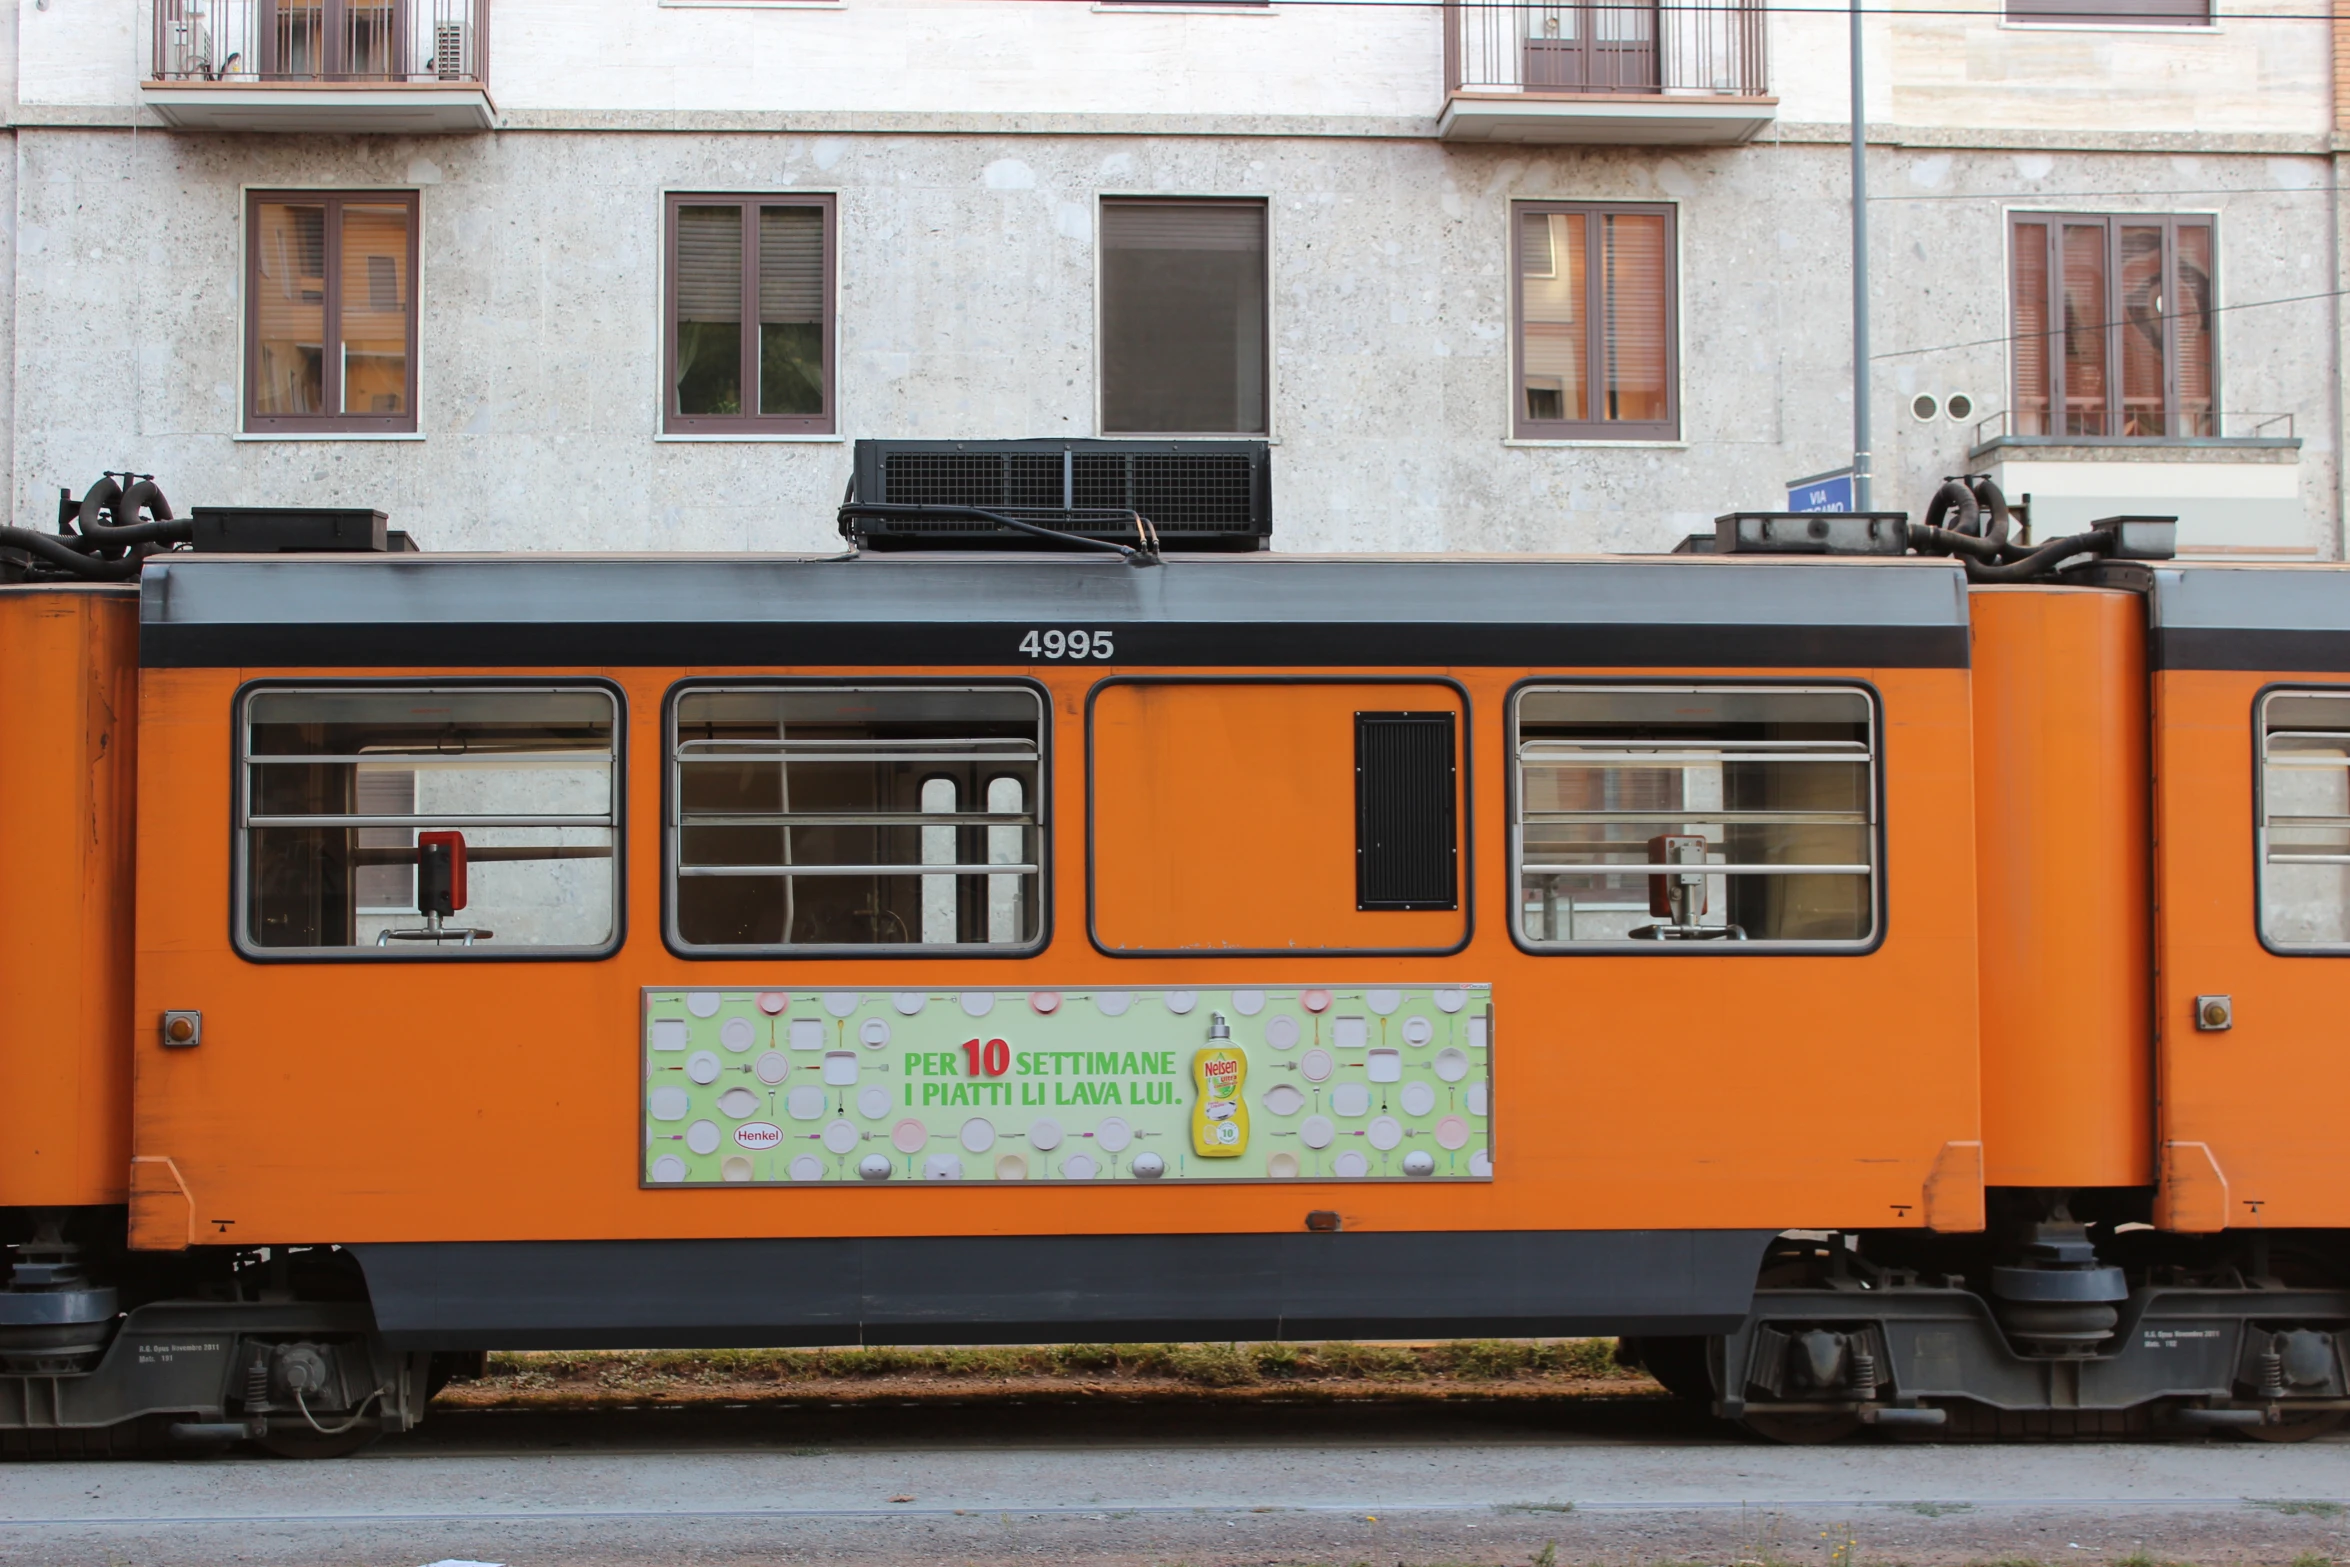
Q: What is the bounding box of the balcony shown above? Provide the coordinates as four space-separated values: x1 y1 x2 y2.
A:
145 0 491 133
1970 412 2308 561
1440 0 1774 144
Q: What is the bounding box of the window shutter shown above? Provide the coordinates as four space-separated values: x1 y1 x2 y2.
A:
2008 0 2206 23
759 206 824 326
1099 199 1269 435
1597 211 1669 422
676 205 743 322
2012 221 2050 434
1101 202 1265 252
2174 221 2215 434
1521 208 1557 280
2060 221 2110 434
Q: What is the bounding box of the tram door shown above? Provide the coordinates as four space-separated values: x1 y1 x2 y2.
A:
1089 680 1466 957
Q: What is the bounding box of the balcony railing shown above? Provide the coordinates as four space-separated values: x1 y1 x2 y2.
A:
153 0 484 84
1444 0 1767 97
1971 409 2298 445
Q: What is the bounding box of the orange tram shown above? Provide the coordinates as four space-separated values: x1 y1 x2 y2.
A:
2 470 2348 1455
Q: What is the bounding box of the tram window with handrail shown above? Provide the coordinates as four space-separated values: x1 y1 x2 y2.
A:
667 685 1046 952
1512 685 1878 948
236 684 620 957
2257 687 2350 949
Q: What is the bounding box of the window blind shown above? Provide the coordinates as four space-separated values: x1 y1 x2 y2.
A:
2008 0 2206 23
759 206 824 326
1102 202 1265 253
2012 221 2050 434
1099 199 1268 435
1598 212 1668 422
676 206 743 322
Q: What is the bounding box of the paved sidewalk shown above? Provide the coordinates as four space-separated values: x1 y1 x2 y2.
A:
2 1402 2342 1565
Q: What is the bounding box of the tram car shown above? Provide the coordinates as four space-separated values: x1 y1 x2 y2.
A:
1 451 2345 1454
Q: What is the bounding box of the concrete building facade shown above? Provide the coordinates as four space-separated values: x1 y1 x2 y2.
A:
2 0 2342 554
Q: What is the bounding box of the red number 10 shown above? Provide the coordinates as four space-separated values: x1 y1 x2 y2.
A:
960 1038 1010 1077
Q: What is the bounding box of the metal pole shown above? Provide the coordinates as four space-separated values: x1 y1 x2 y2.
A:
1850 0 1872 510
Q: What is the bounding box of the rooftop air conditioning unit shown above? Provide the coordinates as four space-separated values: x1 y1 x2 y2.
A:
840 438 1272 553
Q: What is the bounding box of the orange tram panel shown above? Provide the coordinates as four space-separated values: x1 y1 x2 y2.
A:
2 546 2347 1453
1968 586 2152 1191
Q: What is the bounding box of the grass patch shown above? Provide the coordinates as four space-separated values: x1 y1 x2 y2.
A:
464 1337 1650 1397
2256 1501 2349 1519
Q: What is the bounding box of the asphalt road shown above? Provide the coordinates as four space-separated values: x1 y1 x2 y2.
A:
4 1399 2347 1566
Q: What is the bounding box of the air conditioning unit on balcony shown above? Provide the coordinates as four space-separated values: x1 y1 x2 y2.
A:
433 21 467 79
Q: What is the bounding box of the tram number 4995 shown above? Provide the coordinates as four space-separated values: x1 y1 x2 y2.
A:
1018 629 1115 661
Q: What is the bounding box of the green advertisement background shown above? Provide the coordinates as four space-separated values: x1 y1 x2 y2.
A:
643 984 1493 1185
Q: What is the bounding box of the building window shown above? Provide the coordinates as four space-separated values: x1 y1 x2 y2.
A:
1100 199 1268 435
2258 688 2350 950
668 685 1045 953
1513 685 1877 949
1514 202 1677 441
2011 213 2215 438
664 193 835 436
238 685 620 958
2006 0 2207 26
246 191 419 434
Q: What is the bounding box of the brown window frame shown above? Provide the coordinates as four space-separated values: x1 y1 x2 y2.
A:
1098 196 1272 438
2008 212 2218 440
244 189 421 436
662 192 838 437
1511 200 1680 443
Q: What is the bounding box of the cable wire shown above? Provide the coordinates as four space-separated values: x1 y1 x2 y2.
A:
1872 284 2346 362
293 1384 386 1436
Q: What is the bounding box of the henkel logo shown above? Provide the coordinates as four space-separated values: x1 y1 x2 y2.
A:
734 1122 783 1150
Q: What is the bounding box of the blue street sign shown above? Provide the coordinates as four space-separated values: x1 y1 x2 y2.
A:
1787 470 1856 513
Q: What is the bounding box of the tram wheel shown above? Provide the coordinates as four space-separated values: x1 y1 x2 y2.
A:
1738 1410 1864 1445
2235 1410 2346 1444
1620 1335 1714 1406
254 1419 382 1460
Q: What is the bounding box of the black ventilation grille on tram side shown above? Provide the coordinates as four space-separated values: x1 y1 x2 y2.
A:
1355 711 1459 912
843 439 1271 552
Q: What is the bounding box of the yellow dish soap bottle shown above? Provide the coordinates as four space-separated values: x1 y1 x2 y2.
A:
1192 1012 1249 1159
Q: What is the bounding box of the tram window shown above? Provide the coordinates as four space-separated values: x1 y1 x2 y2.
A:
239 686 619 956
2258 689 2350 948
1513 685 1876 949
669 686 1044 952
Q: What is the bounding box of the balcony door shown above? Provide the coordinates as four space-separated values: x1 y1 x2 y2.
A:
260 0 408 79
1523 0 1658 92
2010 213 2216 439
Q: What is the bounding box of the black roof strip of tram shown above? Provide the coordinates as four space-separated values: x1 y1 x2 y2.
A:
138 554 1973 671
